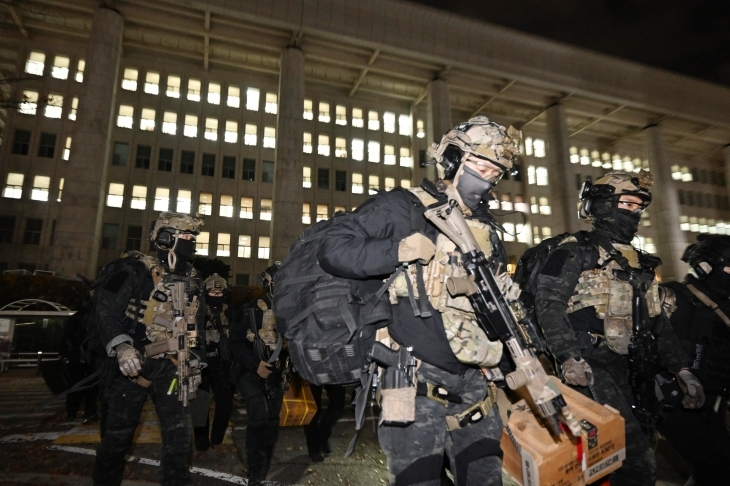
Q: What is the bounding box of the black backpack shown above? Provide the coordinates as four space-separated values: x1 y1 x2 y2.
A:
273 189 427 386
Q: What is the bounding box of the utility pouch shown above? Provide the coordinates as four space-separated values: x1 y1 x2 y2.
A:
380 387 417 425
604 314 632 355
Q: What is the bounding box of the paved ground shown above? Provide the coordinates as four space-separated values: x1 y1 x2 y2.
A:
0 367 692 485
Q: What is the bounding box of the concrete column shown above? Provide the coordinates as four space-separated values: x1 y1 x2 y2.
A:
271 46 305 262
52 8 123 278
723 145 730 195
545 103 579 234
644 124 688 282
426 78 452 180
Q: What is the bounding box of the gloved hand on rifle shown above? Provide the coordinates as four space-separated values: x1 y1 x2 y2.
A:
561 357 594 387
116 343 142 378
676 369 705 409
398 233 435 263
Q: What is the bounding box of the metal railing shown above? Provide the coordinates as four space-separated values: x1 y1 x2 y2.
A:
0 351 60 373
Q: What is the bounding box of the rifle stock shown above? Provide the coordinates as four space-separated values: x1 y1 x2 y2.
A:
424 200 581 437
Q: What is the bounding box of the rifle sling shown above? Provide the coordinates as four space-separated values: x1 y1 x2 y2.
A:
686 284 730 327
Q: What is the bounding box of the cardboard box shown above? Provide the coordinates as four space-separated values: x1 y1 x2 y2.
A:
279 375 318 427
500 382 625 486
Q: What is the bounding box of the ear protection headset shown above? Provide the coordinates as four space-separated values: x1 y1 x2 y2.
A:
155 229 176 249
440 145 465 180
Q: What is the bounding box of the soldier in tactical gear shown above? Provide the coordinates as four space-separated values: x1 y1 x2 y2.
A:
534 171 700 486
229 263 284 486
194 273 234 451
318 116 517 485
93 212 206 486
658 235 730 485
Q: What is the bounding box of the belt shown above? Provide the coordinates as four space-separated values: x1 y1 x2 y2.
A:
445 382 497 431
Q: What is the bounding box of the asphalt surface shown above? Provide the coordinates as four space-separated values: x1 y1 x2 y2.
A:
0 367 692 485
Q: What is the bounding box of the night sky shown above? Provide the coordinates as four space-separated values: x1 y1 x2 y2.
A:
410 0 730 88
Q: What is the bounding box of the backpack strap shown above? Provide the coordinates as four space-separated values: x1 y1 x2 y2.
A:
686 284 730 327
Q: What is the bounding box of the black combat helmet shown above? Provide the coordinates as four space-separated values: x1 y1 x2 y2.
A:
682 235 730 279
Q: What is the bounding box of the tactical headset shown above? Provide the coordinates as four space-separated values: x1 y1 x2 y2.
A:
578 179 617 216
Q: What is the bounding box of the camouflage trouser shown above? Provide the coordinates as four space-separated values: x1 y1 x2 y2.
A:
93 359 192 486
573 344 656 486
378 362 503 486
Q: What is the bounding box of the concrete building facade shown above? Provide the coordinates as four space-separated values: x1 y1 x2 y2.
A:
2 0 730 283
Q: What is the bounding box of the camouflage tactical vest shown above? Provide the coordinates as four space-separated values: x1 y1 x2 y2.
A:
205 304 229 345
386 187 503 367
562 238 661 354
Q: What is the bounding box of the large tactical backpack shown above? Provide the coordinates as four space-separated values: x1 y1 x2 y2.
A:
273 189 426 386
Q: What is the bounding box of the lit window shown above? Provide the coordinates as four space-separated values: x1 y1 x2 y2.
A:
336 105 347 125
25 51 45 75
154 187 170 211
524 137 533 156
368 175 379 195
208 82 221 105
265 92 278 114
131 185 147 210
19 90 39 115
75 59 85 82
303 203 311 224
197 232 210 256
260 199 272 221
204 118 218 141
224 120 238 143
316 204 328 222
352 139 364 161
166 75 181 98
515 194 528 213
400 147 412 167
401 179 411 189
384 145 395 165
177 189 192 213
539 197 551 215
352 108 363 127
258 236 270 259
220 195 233 217
122 68 138 91
303 132 312 153
593 151 603 167
244 124 257 146
335 138 347 158
227 86 240 107
601 152 612 169
383 112 396 133
69 97 78 120
542 227 552 239
263 127 276 148
502 222 515 242
570 146 579 164
44 94 63 119
117 105 134 129
533 139 546 158
531 196 538 214
3 173 24 199
527 166 536 185
368 141 380 163
144 71 160 95
352 173 363 194
580 148 590 165
368 110 379 131
162 111 177 135
184 114 198 138
188 78 201 101
319 102 330 123
385 177 395 191
199 192 213 215
416 119 425 138
399 115 412 136
238 235 252 258
303 167 312 188
29 176 50 202
612 156 622 171
240 197 253 219
517 223 531 244
500 194 513 211
107 183 124 208
318 135 330 156
51 55 70 79
622 156 634 173
303 99 313 120
63 137 72 161
536 167 548 186
217 233 231 257
690 216 699 233
140 108 156 131
57 178 64 202
246 88 260 111
681 166 692 182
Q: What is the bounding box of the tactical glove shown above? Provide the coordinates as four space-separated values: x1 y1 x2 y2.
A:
561 357 594 387
677 369 705 409
398 232 436 263
116 343 142 378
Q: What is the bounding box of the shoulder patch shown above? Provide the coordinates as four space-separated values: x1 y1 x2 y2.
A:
540 249 571 277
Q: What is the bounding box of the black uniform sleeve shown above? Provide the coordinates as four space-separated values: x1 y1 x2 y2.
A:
96 260 147 356
655 311 689 372
229 308 260 372
534 242 586 363
317 192 416 279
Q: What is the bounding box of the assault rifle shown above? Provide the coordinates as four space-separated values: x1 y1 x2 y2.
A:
423 197 582 437
144 281 203 407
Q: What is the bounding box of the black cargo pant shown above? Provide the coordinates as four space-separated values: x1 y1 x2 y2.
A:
304 384 346 455
93 359 192 486
378 362 503 486
572 345 655 486
66 360 98 419
194 355 233 449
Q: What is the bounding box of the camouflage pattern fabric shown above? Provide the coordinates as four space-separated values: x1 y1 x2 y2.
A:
378 362 503 486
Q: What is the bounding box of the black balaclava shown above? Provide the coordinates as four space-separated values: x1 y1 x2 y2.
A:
454 165 498 211
699 264 730 299
591 197 641 244
206 293 225 307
